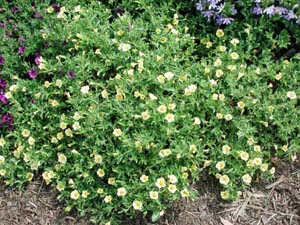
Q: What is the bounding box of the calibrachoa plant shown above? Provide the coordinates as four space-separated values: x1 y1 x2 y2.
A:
0 1 300 225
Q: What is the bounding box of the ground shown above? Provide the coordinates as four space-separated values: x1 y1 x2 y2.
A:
0 158 299 225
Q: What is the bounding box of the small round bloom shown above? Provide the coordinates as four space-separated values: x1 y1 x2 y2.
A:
230 52 239 60
56 182 65 191
0 169 5 176
94 154 102 164
242 174 252 185
165 113 175 123
22 129 30 137
222 145 231 155
149 191 159 200
0 156 5 164
108 177 115 185
214 58 222 67
216 29 224 38
219 175 230 185
215 69 223 78
155 177 166 189
73 112 81 120
60 122 67 130
221 191 230 199
287 91 297 100
70 190 80 200
55 79 62 88
82 191 90 198
28 136 35 145
239 151 249 161
216 161 225 171
0 138 6 147
81 85 89 94
282 145 288 152
104 195 112 203
157 105 167 113
224 114 233 121
113 128 122 137
97 169 105 177
132 200 143 210
140 175 149 183
216 113 223 119
97 188 104 194
72 122 81 130
164 72 174 80
253 157 262 166
193 117 201 125
219 45 227 52
212 93 218 100
168 184 177 193
118 43 131 52
141 111 150 120
117 187 127 197
230 38 239 46
260 163 268 172
168 175 178 184
180 188 189 197
254 145 261 152
168 103 176 110
237 101 245 109
275 73 282 80
58 153 67 164
157 75 165 83
101 90 108 98
189 145 197 153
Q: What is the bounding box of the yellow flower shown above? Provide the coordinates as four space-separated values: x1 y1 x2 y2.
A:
239 151 249 161
219 45 227 52
224 114 233 121
237 101 245 109
21 129 30 138
50 99 58 107
214 58 222 67
55 79 62 88
78 190 88 199
164 72 174 80
206 41 212 48
65 128 73 137
94 154 102 164
157 105 167 113
104 195 112 203
219 94 225 101
227 65 236 71
47 6 54 13
253 157 262 166
0 138 6 147
70 190 80 200
141 111 150 120
260 163 268 172
95 48 101 55
0 156 5 164
108 177 115 185
57 132 64 140
117 187 127 197
168 184 177 193
113 128 122 137
216 161 225 171
230 52 239 60
0 169 6 176
28 136 35 145
165 113 175 123
275 73 282 80
140 175 149 183
230 38 239 46
155 177 166 189
180 188 189 197
157 75 165 83
72 122 81 130
97 188 104 194
242 174 252 185
149 191 159 200
44 81 51 88
132 200 143 210
216 29 224 37
56 182 65 191
221 191 230 199
26 172 34 181
216 113 223 119
81 85 89 94
219 175 230 185
118 43 131 51
117 30 124 36
189 145 197 153
60 122 67 130
222 145 231 155
282 145 288 152
215 69 223 78
58 153 67 164
97 169 105 177
182 172 189 179
160 37 168 43
287 91 297 100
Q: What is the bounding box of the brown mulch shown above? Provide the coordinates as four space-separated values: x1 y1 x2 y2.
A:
0 158 299 225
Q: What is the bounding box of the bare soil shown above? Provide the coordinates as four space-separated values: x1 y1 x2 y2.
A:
0 158 299 225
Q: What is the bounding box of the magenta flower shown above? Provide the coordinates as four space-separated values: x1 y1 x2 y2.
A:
28 68 38 79
0 55 4 65
68 70 75 79
35 55 41 65
52 4 61 12
18 45 26 55
0 95 8 105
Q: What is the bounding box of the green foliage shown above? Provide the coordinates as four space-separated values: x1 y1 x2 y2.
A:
0 1 300 225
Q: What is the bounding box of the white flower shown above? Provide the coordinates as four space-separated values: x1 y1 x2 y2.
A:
81 85 89 94
287 91 297 100
70 190 80 200
132 200 143 210
149 191 159 200
165 113 175 123
118 43 131 52
164 72 174 80
242 174 252 185
113 129 122 137
117 187 127 197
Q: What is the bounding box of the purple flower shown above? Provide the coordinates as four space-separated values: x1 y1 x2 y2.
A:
35 12 44 20
13 24 17 30
0 79 6 90
28 68 38 79
252 6 263 15
35 55 41 65
0 55 4 65
68 70 75 79
202 10 215 19
275 7 289 16
264 5 276 17
18 45 26 55
0 23 6 29
11 6 19 14
0 95 8 105
1 113 13 123
52 4 61 12
19 36 25 42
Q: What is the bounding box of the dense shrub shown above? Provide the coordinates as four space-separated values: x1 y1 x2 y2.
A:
0 1 300 225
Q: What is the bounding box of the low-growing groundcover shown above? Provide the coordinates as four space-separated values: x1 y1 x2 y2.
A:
1 1 300 224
